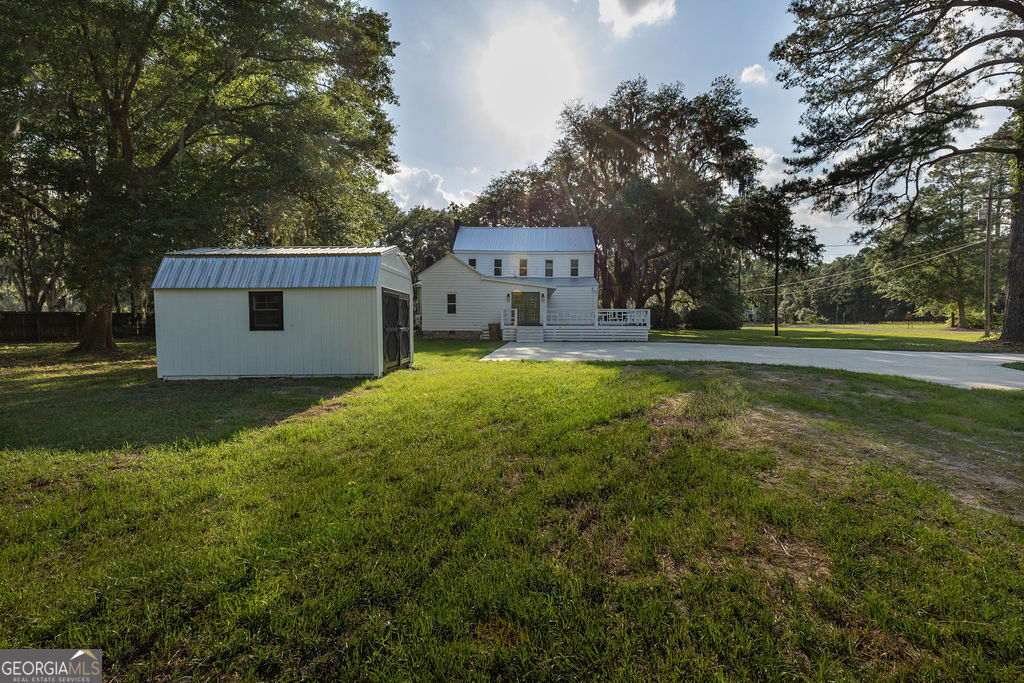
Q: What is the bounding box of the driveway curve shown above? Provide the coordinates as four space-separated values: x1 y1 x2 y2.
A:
482 342 1024 390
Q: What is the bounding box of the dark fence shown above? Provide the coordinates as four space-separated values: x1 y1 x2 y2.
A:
0 312 155 341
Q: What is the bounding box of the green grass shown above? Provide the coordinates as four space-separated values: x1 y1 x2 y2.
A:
1005 361 1024 372
2 340 1023 679
649 323 1003 351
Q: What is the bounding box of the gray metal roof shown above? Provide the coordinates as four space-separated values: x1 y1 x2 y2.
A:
506 276 598 288
453 227 595 252
169 246 393 256
152 248 392 289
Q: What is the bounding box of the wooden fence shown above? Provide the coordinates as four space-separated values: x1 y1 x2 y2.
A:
0 312 154 341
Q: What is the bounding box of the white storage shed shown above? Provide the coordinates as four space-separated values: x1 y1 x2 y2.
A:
152 246 412 379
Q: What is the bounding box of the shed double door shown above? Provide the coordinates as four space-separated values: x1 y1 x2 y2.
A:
382 289 411 372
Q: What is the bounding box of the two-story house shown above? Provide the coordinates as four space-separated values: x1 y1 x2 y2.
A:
417 226 649 341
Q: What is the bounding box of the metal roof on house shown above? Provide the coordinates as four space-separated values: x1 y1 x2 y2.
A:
452 227 595 252
506 276 598 288
152 247 397 289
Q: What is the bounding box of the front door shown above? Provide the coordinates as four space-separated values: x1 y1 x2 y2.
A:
512 292 540 326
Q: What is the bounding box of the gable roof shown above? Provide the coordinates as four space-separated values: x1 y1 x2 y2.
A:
453 227 595 252
152 246 402 289
416 254 590 293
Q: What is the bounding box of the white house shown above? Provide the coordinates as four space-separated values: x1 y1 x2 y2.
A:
152 246 412 379
417 226 649 341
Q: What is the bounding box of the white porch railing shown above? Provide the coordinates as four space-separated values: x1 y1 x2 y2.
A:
546 310 596 326
503 308 650 329
501 307 518 328
597 309 651 328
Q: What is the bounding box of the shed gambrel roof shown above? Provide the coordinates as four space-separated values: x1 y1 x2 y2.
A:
452 227 595 252
152 246 401 289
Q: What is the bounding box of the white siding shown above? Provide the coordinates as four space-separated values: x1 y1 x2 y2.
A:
155 288 380 379
419 257 546 332
453 251 595 279
548 285 598 313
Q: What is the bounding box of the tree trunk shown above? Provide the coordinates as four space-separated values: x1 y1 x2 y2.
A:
1001 191 1024 342
73 297 117 353
956 298 967 330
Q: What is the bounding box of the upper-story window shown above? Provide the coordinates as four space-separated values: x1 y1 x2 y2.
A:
519 259 528 276
446 293 457 314
468 258 476 268
570 258 579 277
493 258 502 276
545 259 553 277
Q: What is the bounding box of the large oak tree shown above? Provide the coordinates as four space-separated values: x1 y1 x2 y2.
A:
771 0 1024 341
0 0 397 350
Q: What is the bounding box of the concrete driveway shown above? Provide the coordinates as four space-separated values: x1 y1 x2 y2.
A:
482 342 1024 390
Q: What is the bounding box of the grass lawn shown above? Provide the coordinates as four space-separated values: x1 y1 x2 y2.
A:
2 340 1024 679
1005 362 1024 372
649 323 1006 352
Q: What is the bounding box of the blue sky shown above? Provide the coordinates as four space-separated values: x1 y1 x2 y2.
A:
364 0 974 258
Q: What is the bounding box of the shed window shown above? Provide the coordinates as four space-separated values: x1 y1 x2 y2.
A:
468 258 476 268
493 259 502 276
447 293 457 314
570 259 579 277
519 258 528 276
545 259 553 277
249 291 283 331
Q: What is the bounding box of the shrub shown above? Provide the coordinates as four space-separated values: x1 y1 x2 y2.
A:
650 306 684 330
684 304 743 330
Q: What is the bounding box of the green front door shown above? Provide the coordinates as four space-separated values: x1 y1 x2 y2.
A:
512 292 541 325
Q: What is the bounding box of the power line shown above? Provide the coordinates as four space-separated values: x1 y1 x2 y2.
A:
740 237 989 293
741 238 998 295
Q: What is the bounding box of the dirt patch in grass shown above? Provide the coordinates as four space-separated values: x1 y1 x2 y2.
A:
727 406 1024 522
475 617 524 649
754 526 830 589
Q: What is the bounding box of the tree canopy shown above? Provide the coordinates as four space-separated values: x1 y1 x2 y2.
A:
771 0 1024 340
0 0 397 349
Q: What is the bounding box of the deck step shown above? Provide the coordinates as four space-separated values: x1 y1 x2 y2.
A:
514 326 545 343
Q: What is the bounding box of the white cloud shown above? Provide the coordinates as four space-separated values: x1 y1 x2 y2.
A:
474 10 584 159
740 64 770 85
598 0 676 38
379 164 477 210
753 146 787 187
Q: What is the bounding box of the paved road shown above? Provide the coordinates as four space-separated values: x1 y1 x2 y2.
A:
482 342 1024 390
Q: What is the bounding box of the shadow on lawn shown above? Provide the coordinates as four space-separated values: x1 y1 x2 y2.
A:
0 341 364 451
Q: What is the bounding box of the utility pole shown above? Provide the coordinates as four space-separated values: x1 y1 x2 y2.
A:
984 175 994 337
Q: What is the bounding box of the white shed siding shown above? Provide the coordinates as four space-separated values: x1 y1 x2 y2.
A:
454 251 594 279
419 256 546 332
155 287 379 378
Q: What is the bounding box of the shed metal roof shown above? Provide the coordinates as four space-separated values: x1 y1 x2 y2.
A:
453 227 595 252
169 246 393 256
152 247 396 289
